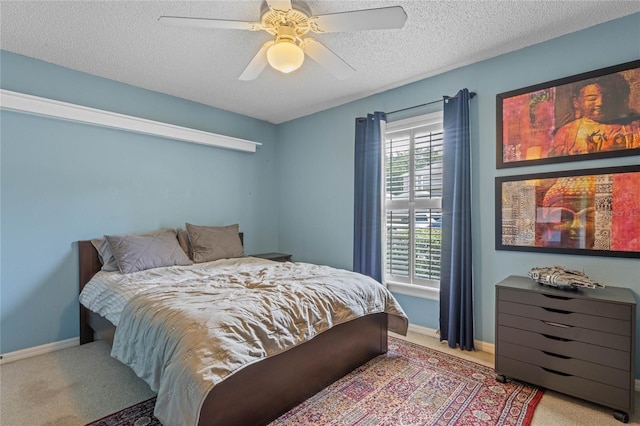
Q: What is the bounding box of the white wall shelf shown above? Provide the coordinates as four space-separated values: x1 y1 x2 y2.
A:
0 89 262 153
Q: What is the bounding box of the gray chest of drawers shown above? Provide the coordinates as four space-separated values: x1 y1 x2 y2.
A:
495 275 636 423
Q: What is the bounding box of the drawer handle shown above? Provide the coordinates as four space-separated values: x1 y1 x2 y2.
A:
542 351 571 360
542 294 573 301
542 367 572 377
543 307 571 314
542 334 571 342
542 320 572 328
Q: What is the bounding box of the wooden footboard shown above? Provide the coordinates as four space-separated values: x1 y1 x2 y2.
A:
199 313 387 426
78 239 389 426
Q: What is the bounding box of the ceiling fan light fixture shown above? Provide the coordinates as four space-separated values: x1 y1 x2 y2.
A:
160 2 407 80
267 39 304 74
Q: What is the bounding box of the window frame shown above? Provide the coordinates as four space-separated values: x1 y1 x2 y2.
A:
382 111 444 300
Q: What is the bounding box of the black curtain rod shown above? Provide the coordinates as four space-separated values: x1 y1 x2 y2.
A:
386 91 476 116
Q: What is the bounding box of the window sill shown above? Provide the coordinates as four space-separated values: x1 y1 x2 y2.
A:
386 281 439 301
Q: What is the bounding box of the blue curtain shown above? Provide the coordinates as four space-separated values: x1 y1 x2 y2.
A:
353 112 386 282
439 89 474 350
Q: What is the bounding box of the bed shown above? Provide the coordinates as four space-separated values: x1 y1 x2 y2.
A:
78 227 408 426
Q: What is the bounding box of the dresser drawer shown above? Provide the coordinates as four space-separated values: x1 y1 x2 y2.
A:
498 325 630 370
498 287 631 320
497 356 632 412
497 312 630 351
498 300 631 335
495 276 636 418
497 341 631 389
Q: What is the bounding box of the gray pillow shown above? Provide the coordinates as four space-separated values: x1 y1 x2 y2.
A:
186 223 244 263
90 238 120 272
176 228 192 259
105 229 192 274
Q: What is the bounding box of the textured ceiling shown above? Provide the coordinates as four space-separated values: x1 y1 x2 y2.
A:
2 1 639 124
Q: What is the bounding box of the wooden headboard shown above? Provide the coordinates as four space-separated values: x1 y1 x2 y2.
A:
78 232 244 344
78 240 101 292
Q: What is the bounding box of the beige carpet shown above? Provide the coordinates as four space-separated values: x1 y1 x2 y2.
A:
1 331 638 425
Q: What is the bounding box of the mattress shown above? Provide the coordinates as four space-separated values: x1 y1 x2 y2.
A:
80 256 408 425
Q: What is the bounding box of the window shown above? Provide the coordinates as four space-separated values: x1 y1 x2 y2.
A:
383 112 443 299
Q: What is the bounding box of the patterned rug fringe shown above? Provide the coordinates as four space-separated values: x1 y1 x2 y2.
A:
86 337 543 426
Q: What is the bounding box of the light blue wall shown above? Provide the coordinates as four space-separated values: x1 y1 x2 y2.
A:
277 14 640 342
2 14 639 358
0 51 279 353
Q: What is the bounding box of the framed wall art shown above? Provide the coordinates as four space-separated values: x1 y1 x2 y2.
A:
497 60 640 168
495 165 640 258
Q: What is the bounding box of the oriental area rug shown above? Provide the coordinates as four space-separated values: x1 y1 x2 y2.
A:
86 337 543 426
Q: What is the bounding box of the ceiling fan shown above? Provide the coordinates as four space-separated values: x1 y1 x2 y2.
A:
158 0 407 81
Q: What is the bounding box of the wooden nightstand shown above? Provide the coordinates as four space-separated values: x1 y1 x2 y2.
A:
250 252 292 262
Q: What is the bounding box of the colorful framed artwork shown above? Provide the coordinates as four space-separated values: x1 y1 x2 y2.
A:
497 60 640 168
495 165 640 258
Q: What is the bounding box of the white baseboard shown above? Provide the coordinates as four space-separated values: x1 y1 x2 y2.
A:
406 323 439 339
5 327 640 393
0 337 79 365
406 323 640 392
406 323 495 354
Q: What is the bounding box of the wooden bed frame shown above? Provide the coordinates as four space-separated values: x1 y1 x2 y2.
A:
78 239 390 426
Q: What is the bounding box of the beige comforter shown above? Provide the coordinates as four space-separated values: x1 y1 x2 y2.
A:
109 258 408 426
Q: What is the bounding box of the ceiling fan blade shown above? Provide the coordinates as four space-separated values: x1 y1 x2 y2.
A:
266 0 292 13
309 6 407 33
239 41 274 81
301 38 355 80
158 16 262 31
